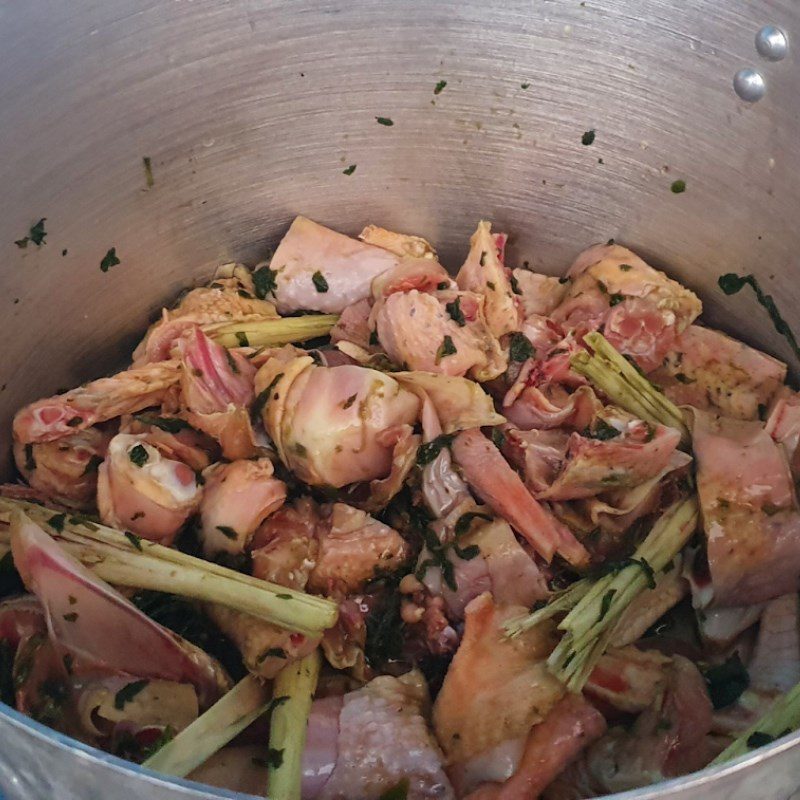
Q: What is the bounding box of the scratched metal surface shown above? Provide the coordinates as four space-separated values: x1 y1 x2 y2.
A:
0 0 799 798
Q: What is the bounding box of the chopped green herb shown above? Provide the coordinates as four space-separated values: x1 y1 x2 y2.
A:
596 279 608 294
62 653 74 675
509 332 535 362
435 335 457 364
670 179 686 194
24 443 36 472
253 266 278 299
62 612 78 622
416 433 456 466
235 331 250 347
453 542 480 560
589 419 621 441
486 281 496 291
48 513 66 533
294 442 308 456
674 373 695 384
61 249 68 256
142 156 154 188
436 281 449 290
252 748 285 769
376 117 394 126
434 80 447 95
582 129 596 146
628 556 656 589
445 296 466 326
100 247 121 272
15 218 48 250
312 271 329 293
704 653 750 709
342 164 357 175
114 679 149 710
747 731 776 749
520 82 531 89
598 589 616 622
82 454 103 476
369 330 380 346
479 251 487 267
124 531 143 551
609 293 625 306
129 444 149 467
216 525 238 541
454 512 493 537
718 273 800 365
275 594 293 600
224 348 240 375
620 263 632 271
134 414 192 434
558 276 570 284
342 393 358 410
758 403 768 421
491 428 506 449
510 273 522 295
141 726 176 760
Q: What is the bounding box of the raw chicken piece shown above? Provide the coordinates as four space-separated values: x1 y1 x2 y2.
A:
464 694 607 800
502 428 571 494
766 390 800 474
302 672 454 800
433 594 565 766
359 224 437 259
394 371 505 434
13 427 111 510
545 656 713 798
651 325 786 420
511 270 569 318
371 257 451 298
97 433 202 545
133 268 278 364
538 416 681 501
585 647 672 714
0 595 46 647
198 459 287 557
748 593 800 693
451 429 589 567
504 385 601 432
360 424 421 512
13 361 181 444
329 298 373 350
456 221 523 339
255 355 420 488
691 410 800 606
270 216 401 314
252 500 408 597
10 513 227 707
374 289 506 380
552 244 701 372
177 326 258 459
308 503 410 595
205 604 320 680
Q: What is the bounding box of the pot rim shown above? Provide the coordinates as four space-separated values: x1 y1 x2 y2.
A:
0 700 797 799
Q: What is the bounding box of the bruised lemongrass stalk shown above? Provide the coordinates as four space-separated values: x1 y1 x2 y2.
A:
504 579 593 638
712 680 800 764
143 675 271 777
267 649 321 800
571 332 690 445
208 315 339 349
548 497 698 692
0 500 338 635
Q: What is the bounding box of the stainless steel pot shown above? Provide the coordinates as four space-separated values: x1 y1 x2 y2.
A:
1 1 798 798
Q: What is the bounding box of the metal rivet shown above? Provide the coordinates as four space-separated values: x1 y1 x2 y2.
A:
755 25 788 61
733 68 766 102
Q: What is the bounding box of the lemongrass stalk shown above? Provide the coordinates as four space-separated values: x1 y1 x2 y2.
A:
208 315 339 348
268 650 321 800
549 497 698 691
504 579 592 638
712 680 800 765
571 332 690 444
143 675 271 777
0 500 338 634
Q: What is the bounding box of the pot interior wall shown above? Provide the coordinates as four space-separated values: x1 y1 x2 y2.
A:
1 1 798 474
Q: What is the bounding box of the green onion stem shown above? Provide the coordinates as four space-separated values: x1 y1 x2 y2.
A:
268 649 321 800
547 497 698 692
0 500 338 635
143 675 271 777
504 579 592 638
712 680 800 765
571 332 690 445
208 315 339 348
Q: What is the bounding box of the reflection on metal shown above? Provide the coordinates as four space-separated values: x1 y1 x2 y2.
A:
755 25 789 61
